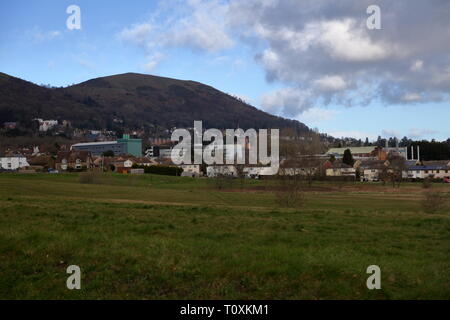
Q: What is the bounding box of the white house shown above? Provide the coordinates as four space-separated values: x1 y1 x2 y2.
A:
0 156 30 170
124 159 134 168
326 162 356 177
207 165 238 178
243 166 277 179
34 119 58 132
180 164 201 177
357 160 390 182
403 163 450 180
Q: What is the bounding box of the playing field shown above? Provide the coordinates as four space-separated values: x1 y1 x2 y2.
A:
0 173 449 299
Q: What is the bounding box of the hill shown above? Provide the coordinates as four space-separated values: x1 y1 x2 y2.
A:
0 72 309 132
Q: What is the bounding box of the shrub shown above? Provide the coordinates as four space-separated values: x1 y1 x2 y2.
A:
142 165 183 176
422 191 446 214
78 171 100 184
274 176 306 208
78 171 112 185
211 174 235 190
422 178 432 189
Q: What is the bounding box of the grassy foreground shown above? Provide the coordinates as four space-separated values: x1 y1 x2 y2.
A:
0 173 449 299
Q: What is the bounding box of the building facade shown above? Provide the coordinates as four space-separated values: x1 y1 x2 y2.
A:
0 156 30 170
55 150 93 171
72 134 142 157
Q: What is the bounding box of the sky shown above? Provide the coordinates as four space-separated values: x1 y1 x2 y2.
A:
0 0 449 141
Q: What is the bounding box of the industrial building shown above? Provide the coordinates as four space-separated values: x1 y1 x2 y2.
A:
71 134 142 157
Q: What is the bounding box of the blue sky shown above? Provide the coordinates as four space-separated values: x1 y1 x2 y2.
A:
0 0 449 141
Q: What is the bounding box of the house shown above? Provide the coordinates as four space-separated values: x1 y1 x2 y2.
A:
326 147 380 159
27 154 53 169
242 166 278 179
114 158 135 174
34 119 58 132
356 160 390 182
325 161 356 178
279 158 326 177
422 160 450 167
206 165 238 178
159 146 173 159
55 150 93 171
3 122 17 130
101 156 134 173
0 155 30 170
180 164 201 177
135 157 156 167
403 161 450 180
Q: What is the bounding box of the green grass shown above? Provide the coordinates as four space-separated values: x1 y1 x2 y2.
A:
0 173 449 299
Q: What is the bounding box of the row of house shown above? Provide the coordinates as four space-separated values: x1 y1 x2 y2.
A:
1 141 449 182
325 145 417 161
54 151 155 173
325 159 450 181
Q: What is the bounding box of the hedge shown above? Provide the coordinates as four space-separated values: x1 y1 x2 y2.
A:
134 165 183 176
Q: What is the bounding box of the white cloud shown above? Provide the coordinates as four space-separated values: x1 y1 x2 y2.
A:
142 52 165 72
402 93 422 102
328 130 377 141
260 87 312 117
118 23 153 46
410 60 424 72
31 27 61 43
77 58 95 70
408 128 439 139
165 0 234 52
313 19 391 62
381 129 401 138
119 0 233 53
300 108 339 123
314 75 347 91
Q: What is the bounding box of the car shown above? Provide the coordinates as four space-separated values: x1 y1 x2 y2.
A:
444 178 450 183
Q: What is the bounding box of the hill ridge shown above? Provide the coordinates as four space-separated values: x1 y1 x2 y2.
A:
0 72 309 133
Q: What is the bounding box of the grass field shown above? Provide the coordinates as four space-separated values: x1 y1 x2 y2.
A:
0 173 449 299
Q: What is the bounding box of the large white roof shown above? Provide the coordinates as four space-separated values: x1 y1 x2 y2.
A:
72 141 118 147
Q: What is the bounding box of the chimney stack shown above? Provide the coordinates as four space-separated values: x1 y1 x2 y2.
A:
410 145 414 160
417 145 420 161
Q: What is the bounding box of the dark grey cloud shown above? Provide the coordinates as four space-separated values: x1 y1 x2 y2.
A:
120 0 450 118
227 0 450 115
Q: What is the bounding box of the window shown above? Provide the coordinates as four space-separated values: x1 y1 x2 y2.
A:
425 170 428 173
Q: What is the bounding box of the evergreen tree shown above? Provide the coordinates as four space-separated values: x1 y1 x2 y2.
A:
364 137 370 146
343 149 354 166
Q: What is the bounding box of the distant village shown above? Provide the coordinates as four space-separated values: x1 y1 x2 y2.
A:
1 118 450 183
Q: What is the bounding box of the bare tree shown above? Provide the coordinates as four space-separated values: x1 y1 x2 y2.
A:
422 191 446 214
275 170 306 208
274 129 325 207
387 156 406 188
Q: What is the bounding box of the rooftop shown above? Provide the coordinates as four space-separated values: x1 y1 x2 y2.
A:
326 146 377 155
72 141 118 147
